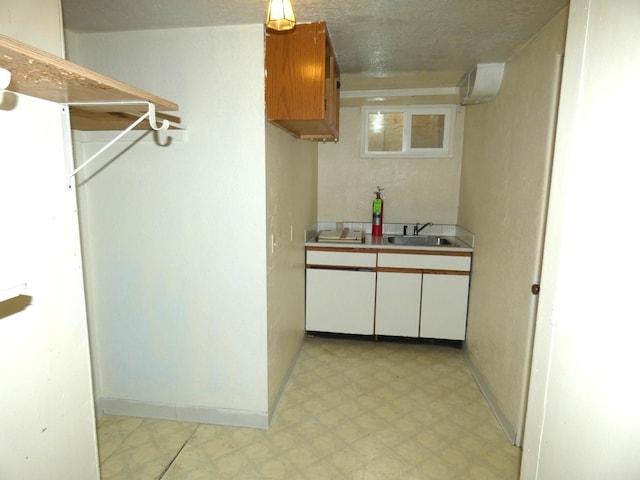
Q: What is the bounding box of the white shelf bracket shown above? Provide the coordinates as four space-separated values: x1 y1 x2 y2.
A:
68 102 184 181
0 66 10 89
0 67 11 104
0 281 28 303
147 102 172 131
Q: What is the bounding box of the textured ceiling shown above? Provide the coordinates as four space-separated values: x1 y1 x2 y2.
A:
61 0 568 89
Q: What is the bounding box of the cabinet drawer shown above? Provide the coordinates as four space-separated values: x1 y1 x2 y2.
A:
307 250 377 268
378 252 471 271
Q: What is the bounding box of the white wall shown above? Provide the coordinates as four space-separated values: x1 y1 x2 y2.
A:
317 106 465 224
521 0 640 478
458 10 568 444
69 25 270 427
0 1 99 478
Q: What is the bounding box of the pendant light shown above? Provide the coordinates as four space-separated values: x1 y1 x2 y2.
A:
266 0 296 31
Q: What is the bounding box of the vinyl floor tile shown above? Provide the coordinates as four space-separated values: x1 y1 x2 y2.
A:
97 336 522 479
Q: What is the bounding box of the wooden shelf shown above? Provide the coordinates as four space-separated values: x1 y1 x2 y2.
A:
69 108 182 131
0 33 179 130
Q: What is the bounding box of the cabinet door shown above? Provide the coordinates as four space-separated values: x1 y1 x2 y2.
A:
265 22 339 141
375 272 421 337
420 273 470 340
306 268 375 335
265 23 324 121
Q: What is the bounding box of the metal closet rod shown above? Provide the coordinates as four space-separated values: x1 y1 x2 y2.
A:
68 101 184 179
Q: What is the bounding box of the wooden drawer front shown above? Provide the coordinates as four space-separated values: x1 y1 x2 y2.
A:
378 252 471 271
307 250 377 268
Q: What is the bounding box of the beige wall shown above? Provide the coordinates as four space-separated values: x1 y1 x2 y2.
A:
317 106 465 225
458 9 568 443
265 123 318 414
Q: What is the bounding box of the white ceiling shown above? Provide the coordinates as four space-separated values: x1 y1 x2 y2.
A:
61 0 568 90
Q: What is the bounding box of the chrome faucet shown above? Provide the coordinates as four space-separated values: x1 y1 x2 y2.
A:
413 222 433 235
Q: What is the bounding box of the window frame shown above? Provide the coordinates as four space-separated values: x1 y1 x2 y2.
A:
360 105 457 158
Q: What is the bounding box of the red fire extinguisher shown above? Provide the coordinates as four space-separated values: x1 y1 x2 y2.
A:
372 186 384 237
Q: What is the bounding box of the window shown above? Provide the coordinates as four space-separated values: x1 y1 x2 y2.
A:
361 105 456 158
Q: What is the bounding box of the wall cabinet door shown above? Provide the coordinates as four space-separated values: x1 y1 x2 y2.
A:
420 273 470 340
375 272 421 337
306 268 375 335
265 21 340 141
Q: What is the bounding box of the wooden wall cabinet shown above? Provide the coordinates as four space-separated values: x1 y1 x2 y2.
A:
265 22 340 141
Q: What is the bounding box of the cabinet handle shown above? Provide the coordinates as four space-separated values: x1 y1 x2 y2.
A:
531 284 540 295
308 266 373 272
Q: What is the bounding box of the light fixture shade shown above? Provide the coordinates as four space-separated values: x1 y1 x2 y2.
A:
266 0 296 31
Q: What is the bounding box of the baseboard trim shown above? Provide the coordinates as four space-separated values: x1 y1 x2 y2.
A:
464 349 519 445
98 398 269 430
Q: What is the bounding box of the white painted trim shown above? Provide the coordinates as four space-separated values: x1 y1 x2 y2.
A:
341 87 459 98
464 349 519 445
520 2 590 477
98 398 269 430
360 104 457 158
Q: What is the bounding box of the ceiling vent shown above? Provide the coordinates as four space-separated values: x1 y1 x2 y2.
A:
459 63 505 105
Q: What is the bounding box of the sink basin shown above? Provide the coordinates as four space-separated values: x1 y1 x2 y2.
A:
385 235 455 247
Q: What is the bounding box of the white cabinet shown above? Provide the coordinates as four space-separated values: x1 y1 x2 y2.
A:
305 249 377 334
377 252 471 270
305 247 472 341
421 273 470 340
307 249 376 268
306 268 376 334
376 252 471 340
375 272 421 337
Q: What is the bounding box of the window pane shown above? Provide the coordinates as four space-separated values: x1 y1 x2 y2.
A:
411 114 445 148
367 112 403 152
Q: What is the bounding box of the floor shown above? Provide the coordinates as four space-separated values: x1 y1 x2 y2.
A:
97 336 521 479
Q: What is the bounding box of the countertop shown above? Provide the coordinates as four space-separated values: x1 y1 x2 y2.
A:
305 222 474 253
